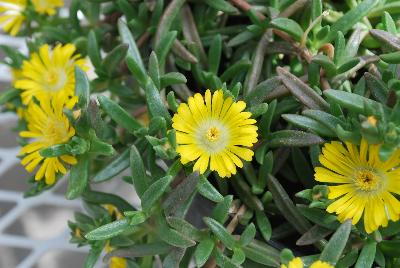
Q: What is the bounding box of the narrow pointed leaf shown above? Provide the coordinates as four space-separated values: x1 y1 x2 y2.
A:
75 67 90 108
268 130 324 147
195 238 215 267
97 95 142 133
320 220 352 264
204 217 236 249
355 241 377 268
211 195 233 224
118 19 144 71
92 149 130 182
197 175 224 202
370 29 400 50
324 0 379 42
130 145 149 197
145 79 172 124
141 175 173 211
296 225 333 246
282 114 336 137
270 18 304 41
277 67 329 111
66 155 89 200
267 175 311 233
85 218 130 240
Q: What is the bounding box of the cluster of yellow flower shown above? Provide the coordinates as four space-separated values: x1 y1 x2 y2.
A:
282 258 333 268
0 0 63 36
2 0 400 244
172 90 400 234
13 43 85 185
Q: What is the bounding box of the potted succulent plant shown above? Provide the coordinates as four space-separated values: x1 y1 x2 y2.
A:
1 0 400 267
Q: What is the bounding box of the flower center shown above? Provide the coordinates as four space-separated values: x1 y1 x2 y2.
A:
354 169 380 191
44 69 67 92
195 119 229 154
206 127 220 142
46 71 58 84
43 117 70 146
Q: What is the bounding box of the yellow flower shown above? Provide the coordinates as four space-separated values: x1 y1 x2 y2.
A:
0 0 27 36
281 257 303 268
15 43 86 105
11 68 23 83
310 260 334 268
19 97 77 185
31 0 63 15
172 89 258 178
315 140 400 233
105 243 127 268
104 204 123 220
281 258 334 268
109 256 127 268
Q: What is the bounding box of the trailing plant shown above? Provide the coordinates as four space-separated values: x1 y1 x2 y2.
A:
1 0 400 267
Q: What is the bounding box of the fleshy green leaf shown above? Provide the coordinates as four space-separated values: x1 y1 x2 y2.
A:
97 95 142 133
268 130 324 147
92 149 130 183
282 114 336 137
195 238 215 267
211 195 233 224
87 30 102 69
323 0 379 43
267 175 311 233
141 175 173 211
145 78 172 124
66 154 89 200
102 44 128 77
130 145 149 197
155 31 177 71
355 241 377 268
85 218 130 240
208 34 222 74
74 67 90 108
118 19 145 71
277 67 329 111
197 175 224 202
239 223 256 246
320 220 352 264
270 18 304 41
204 0 237 13
204 217 236 249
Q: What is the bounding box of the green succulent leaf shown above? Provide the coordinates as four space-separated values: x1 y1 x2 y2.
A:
270 18 304 41
320 220 352 264
204 217 236 249
85 218 130 240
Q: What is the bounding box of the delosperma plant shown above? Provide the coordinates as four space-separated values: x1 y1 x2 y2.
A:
1 0 400 267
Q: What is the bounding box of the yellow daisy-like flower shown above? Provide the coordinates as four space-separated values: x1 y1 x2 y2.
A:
105 243 127 268
310 260 334 268
281 258 334 268
11 68 23 82
172 89 258 178
19 97 77 185
15 43 86 105
281 257 303 268
104 204 124 220
0 0 27 36
315 140 400 233
31 0 63 15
